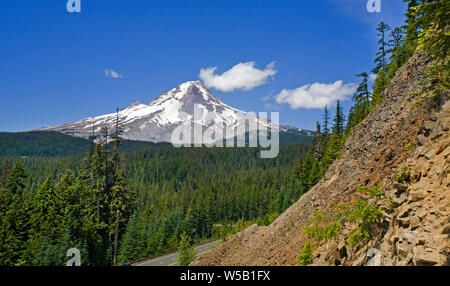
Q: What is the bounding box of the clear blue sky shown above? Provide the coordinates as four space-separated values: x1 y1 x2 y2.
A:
0 0 407 132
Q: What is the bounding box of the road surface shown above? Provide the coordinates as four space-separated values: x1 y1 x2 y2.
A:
132 240 221 266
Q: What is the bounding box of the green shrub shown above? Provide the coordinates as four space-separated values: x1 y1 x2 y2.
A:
393 167 410 184
301 185 384 250
302 210 342 242
345 200 382 247
178 233 197 266
346 227 369 247
405 142 413 152
298 240 315 266
411 101 424 109
357 184 384 200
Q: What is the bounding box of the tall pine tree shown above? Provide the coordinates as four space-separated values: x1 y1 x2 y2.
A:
0 162 29 265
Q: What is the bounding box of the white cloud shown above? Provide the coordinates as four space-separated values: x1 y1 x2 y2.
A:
262 89 275 102
274 80 357 109
199 61 276 92
104 69 123 79
262 94 272 102
369 73 377 82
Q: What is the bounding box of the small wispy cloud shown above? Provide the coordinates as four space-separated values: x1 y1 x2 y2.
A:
264 103 282 111
262 94 272 102
199 61 276 92
262 89 275 102
369 73 377 82
104 69 123 79
274 80 357 109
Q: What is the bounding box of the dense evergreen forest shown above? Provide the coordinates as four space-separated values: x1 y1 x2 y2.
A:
0 130 312 158
0 130 312 265
0 0 447 266
0 131 91 157
0 131 174 158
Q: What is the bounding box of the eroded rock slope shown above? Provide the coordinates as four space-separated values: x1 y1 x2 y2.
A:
193 51 449 266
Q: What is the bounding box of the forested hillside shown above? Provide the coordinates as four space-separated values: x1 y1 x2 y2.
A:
0 132 90 157
0 131 172 158
0 128 310 265
0 130 312 158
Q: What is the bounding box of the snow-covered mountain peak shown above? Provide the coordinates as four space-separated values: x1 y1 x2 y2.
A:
154 80 216 104
37 80 312 143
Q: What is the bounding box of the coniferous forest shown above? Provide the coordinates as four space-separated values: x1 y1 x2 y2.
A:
0 126 313 265
0 0 448 266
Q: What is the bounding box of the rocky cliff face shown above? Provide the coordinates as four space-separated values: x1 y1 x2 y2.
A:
192 51 450 266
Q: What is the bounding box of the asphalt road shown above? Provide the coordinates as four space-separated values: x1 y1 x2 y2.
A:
132 239 221 266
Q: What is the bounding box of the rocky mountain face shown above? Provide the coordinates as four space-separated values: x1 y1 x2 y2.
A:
38 81 311 143
192 51 450 266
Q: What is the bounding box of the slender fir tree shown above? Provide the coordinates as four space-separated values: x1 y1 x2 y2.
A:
373 22 391 75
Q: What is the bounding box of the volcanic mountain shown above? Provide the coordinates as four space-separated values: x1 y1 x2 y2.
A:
37 81 312 143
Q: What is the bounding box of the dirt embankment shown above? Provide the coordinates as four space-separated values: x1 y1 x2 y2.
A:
192 51 450 266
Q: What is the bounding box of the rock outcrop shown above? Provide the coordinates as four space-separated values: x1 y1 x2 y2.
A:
192 51 450 266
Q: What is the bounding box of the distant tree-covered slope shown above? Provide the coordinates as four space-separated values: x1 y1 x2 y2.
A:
0 130 311 157
279 131 313 145
0 132 90 157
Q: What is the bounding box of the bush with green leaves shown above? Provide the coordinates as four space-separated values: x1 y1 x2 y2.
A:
345 198 383 247
302 185 384 250
393 167 411 184
302 210 342 242
298 240 316 266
